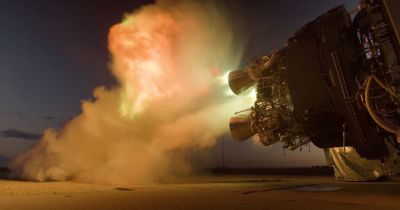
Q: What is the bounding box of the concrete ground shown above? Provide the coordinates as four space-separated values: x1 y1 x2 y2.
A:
0 175 399 210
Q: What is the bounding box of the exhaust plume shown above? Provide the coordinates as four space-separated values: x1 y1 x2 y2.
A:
11 0 253 184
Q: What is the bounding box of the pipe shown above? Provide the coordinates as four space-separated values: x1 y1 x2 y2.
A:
364 74 399 134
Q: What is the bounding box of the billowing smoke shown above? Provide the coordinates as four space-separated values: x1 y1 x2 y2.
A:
11 0 253 184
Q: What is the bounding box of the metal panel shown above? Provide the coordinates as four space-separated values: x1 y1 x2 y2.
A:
383 0 400 47
286 36 343 148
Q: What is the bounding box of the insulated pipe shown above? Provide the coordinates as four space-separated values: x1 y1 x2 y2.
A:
364 74 400 134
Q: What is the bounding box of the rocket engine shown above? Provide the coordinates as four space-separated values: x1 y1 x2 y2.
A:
228 0 400 160
229 51 309 150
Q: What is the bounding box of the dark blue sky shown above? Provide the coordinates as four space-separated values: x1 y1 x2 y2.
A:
0 0 357 166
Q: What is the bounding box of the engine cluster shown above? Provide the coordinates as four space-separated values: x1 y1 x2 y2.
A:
229 51 309 150
228 0 400 159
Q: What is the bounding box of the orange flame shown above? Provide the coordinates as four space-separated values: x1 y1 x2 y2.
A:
109 11 183 117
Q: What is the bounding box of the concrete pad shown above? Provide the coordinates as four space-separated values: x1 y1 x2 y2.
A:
0 175 399 210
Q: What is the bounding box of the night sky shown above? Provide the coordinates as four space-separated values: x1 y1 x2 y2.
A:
0 0 357 167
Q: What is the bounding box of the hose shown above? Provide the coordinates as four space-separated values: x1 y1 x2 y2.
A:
364 74 400 134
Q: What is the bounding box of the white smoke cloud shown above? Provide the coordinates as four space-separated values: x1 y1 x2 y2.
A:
11 0 253 184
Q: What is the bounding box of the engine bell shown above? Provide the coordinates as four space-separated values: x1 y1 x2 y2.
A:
228 70 255 95
229 116 255 142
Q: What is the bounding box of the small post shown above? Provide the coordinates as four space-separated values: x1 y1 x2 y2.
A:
342 122 346 153
221 137 225 168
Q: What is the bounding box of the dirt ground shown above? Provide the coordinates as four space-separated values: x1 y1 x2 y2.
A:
0 175 399 210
